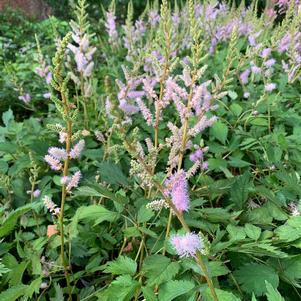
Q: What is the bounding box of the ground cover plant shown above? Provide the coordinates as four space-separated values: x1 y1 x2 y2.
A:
1 0 301 300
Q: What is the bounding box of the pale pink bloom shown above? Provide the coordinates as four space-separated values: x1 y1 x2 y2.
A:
43 196 60 216
44 155 63 171
66 171 81 192
60 176 70 185
70 140 85 159
136 98 153 126
171 233 204 257
59 131 67 144
18 94 31 104
48 147 68 160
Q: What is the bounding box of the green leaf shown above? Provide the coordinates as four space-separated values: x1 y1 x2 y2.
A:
280 255 301 282
158 280 194 301
234 263 279 296
104 256 137 276
2 109 14 127
0 142 18 154
142 255 180 286
97 275 139 301
265 281 284 301
245 224 261 240
228 156 251 168
0 204 34 238
211 121 228 144
230 172 251 209
275 216 301 242
230 103 242 116
137 207 154 223
97 161 128 186
0 285 28 301
228 91 238 100
0 160 8 173
142 286 158 301
9 261 28 286
226 224 246 241
70 205 118 238
26 277 42 298
202 288 241 301
50 283 64 301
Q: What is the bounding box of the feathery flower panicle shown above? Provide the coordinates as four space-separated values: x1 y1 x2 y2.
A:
70 140 85 159
264 58 276 68
165 170 190 212
43 92 51 99
66 171 81 192
240 69 250 84
171 233 204 257
43 196 60 216
146 199 169 211
189 149 203 163
18 94 31 104
189 116 218 137
261 48 271 58
251 64 261 75
265 83 276 92
105 11 118 43
243 92 250 99
44 155 63 171
59 131 67 144
136 98 153 126
148 10 160 26
60 176 70 185
119 99 140 115
32 189 41 198
48 147 68 161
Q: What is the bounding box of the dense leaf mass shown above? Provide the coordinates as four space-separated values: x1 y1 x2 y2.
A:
1 0 301 300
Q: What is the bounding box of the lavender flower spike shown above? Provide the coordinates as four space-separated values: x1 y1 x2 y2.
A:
171 233 204 257
265 83 276 92
66 171 81 192
165 170 190 212
48 147 68 160
70 140 85 159
44 155 63 171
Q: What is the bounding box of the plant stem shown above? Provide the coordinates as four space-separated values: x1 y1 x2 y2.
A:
122 135 218 300
59 90 73 301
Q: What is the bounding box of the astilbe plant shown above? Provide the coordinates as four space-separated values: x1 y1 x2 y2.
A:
43 32 85 301
109 1 220 299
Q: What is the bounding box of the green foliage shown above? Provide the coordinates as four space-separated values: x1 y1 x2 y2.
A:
1 0 301 300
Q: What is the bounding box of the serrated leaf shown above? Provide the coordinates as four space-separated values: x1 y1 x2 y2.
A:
202 288 241 301
0 284 28 301
275 216 301 242
97 275 139 301
158 280 194 301
70 205 118 238
137 207 154 223
50 283 64 301
230 172 251 209
142 255 180 286
142 286 158 301
230 103 242 116
2 109 14 127
265 281 284 301
245 224 261 240
234 263 279 296
0 204 34 238
104 256 137 276
226 224 246 241
211 121 228 144
97 161 128 186
26 277 42 298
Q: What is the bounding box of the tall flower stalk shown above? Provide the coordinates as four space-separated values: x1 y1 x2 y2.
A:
45 32 84 300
